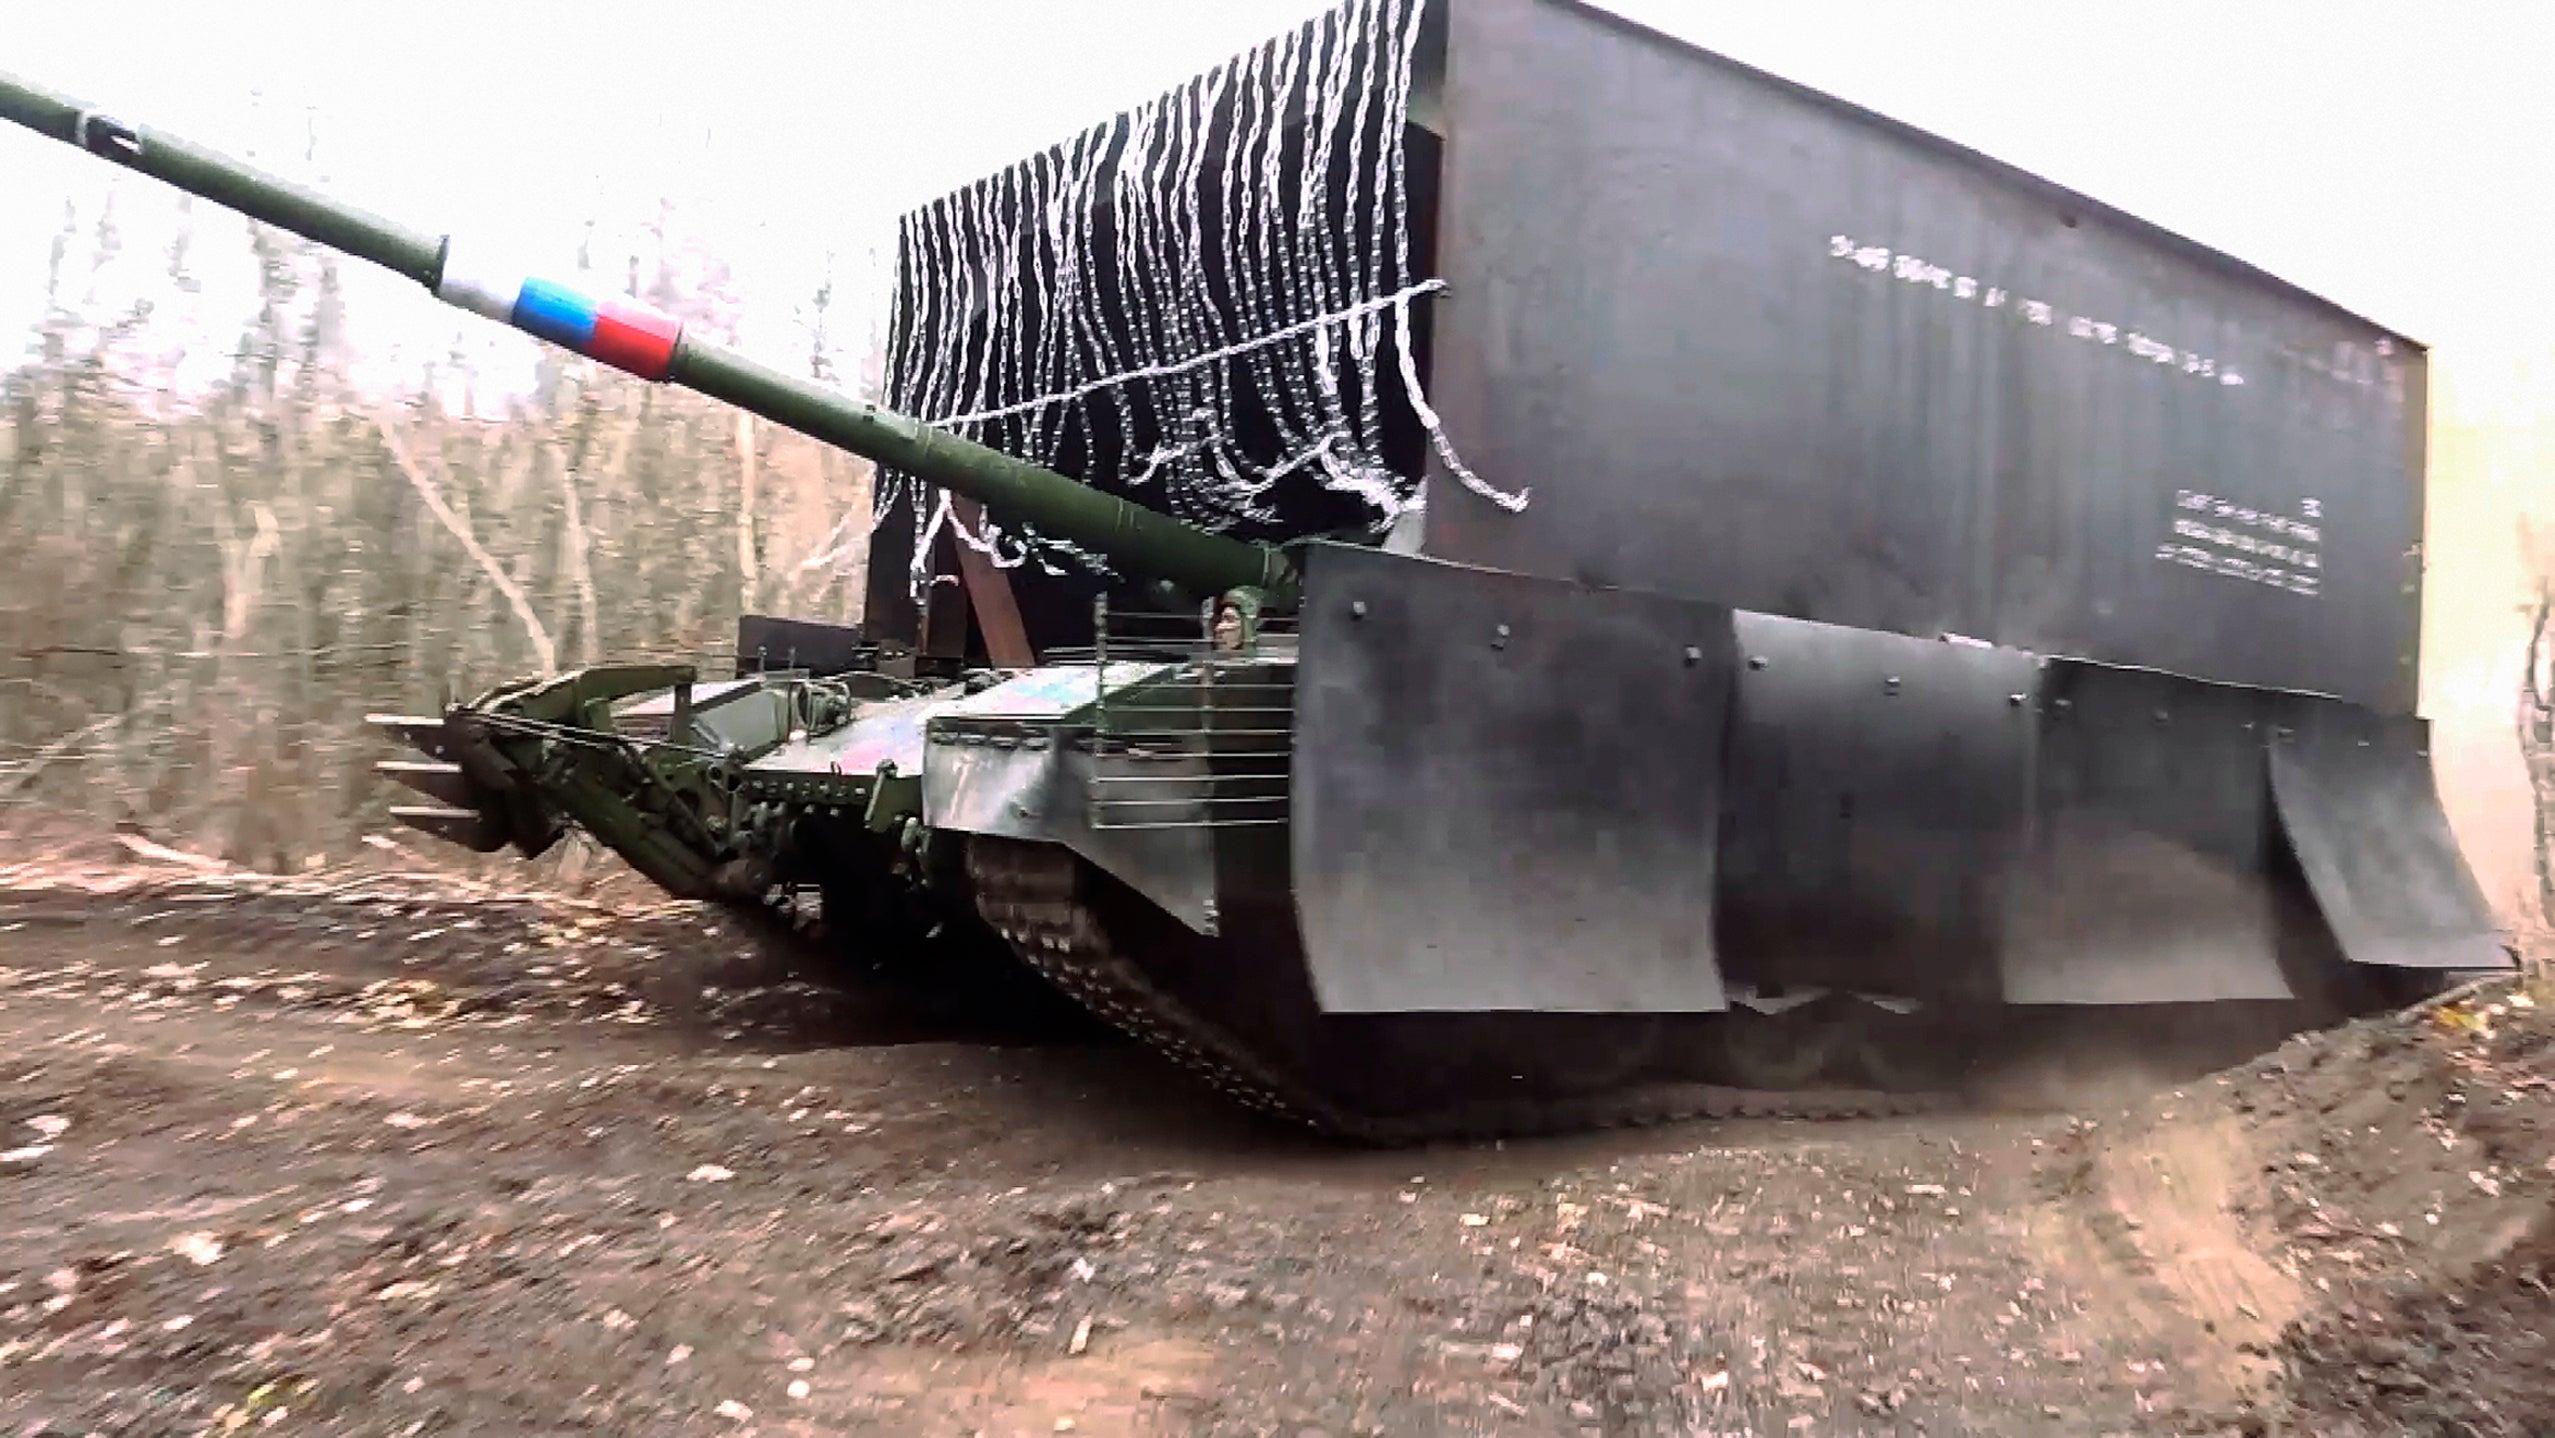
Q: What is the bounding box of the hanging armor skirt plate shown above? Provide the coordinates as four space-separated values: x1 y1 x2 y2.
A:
1713 614 2044 1003
2266 701 2509 973
1288 542 1736 1014
1286 544 2507 1016
1997 662 2308 1004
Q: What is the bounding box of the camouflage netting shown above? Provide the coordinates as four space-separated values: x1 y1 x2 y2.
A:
872 0 1520 599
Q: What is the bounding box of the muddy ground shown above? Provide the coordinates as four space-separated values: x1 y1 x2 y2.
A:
0 825 2545 1437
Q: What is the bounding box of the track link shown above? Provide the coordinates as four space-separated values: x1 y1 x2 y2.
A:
965 837 1949 1145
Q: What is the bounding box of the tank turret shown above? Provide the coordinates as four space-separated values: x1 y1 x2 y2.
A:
0 69 1292 608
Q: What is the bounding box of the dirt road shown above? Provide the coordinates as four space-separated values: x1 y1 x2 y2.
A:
0 843 2545 1437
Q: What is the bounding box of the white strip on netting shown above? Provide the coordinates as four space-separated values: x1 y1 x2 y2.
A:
870 0 1525 596
924 277 1446 431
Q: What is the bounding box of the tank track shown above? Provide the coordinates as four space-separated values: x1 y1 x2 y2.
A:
964 837 1950 1145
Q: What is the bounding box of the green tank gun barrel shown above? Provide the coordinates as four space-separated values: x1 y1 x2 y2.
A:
0 68 1293 603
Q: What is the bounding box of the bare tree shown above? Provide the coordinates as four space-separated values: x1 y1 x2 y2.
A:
2522 550 2554 928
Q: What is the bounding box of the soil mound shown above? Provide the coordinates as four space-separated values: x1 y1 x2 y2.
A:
2284 1208 2554 1438
2224 968 2553 1437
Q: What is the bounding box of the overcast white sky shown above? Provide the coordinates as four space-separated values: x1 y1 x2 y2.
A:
4 0 2550 414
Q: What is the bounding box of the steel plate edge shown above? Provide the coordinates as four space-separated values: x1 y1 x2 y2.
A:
2266 696 2512 973
924 723 1222 935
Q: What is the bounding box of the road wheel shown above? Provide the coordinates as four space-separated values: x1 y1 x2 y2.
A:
1847 1002 1969 1092
1715 999 1850 1089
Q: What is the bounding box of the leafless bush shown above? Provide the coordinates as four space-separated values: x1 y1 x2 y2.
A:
1 205 871 872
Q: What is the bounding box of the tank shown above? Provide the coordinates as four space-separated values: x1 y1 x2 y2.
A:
0 0 2511 1143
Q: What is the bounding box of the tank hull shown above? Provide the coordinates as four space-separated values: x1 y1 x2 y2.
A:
970 549 2498 1138
370 542 2505 1139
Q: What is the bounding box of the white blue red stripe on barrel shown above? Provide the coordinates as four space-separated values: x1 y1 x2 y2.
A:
432 241 683 381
